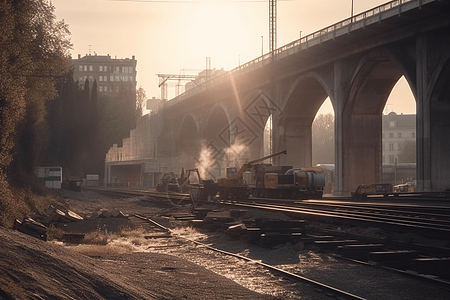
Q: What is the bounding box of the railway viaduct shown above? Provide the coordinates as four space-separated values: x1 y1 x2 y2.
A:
105 0 450 196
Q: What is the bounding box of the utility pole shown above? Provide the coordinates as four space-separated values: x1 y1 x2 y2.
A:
269 0 277 53
269 0 277 156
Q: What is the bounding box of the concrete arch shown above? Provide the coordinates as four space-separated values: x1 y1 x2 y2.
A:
237 89 275 160
345 48 415 114
339 48 415 194
203 102 232 137
276 72 332 168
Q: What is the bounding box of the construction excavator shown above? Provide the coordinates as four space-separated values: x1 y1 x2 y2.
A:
217 150 287 199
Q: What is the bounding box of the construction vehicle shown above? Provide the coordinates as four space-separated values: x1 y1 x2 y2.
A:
351 183 395 200
156 168 189 193
181 168 219 204
217 150 288 199
257 166 325 199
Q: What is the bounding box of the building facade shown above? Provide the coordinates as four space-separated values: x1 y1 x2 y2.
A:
382 112 416 164
382 112 416 186
72 54 137 93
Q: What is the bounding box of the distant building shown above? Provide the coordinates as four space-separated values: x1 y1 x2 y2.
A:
72 54 137 93
382 112 416 186
185 68 226 91
382 112 416 164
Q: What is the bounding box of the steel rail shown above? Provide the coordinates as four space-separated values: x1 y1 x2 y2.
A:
226 201 450 239
293 201 450 225
134 214 367 300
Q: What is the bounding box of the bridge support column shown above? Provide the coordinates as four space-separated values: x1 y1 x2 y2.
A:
276 117 312 168
333 59 383 196
417 33 450 191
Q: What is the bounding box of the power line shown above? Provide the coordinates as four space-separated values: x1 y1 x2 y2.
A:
109 0 292 3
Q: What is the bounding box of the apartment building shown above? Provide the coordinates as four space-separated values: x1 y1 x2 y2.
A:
72 54 137 93
382 112 416 164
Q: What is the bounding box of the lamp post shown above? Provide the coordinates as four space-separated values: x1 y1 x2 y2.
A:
351 0 354 22
261 36 264 56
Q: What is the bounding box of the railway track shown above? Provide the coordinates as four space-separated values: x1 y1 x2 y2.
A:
86 187 450 294
222 198 450 239
133 214 367 300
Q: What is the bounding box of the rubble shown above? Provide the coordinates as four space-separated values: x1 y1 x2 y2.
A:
14 204 129 241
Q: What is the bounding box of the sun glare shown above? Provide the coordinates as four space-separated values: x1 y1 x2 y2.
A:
181 2 260 70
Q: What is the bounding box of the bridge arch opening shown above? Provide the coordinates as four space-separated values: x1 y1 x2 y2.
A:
201 105 231 180
342 58 416 195
178 115 201 170
382 76 417 191
312 98 335 194
278 76 331 169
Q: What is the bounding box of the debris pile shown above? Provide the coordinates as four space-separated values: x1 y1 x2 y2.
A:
13 204 129 242
184 208 306 247
84 208 128 220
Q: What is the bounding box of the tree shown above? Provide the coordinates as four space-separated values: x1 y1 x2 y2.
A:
312 113 335 166
1 0 71 182
136 86 146 117
398 140 416 163
0 0 71 226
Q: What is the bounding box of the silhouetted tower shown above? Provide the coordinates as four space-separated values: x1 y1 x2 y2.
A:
269 0 277 156
269 0 276 53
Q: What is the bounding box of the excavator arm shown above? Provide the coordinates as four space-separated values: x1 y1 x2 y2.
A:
234 150 287 180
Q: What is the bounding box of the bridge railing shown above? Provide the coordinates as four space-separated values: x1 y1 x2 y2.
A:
167 0 430 106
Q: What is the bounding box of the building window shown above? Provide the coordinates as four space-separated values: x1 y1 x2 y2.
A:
124 76 128 82
110 75 114 81
89 65 93 71
99 66 103 72
398 132 402 138
389 155 394 163
99 76 102 82
79 76 83 82
84 65 87 71
99 86 103 92
389 143 394 151
89 75 93 81
398 143 403 151
115 66 119 73
129 66 133 73
389 133 394 138
115 76 119 81
79 65 83 71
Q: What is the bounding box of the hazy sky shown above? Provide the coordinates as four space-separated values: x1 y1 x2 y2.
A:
52 0 416 115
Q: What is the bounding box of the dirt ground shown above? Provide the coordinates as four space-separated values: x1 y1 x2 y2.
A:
2 189 450 300
0 189 275 300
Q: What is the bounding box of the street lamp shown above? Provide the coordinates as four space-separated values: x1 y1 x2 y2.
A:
261 36 264 56
351 0 354 22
